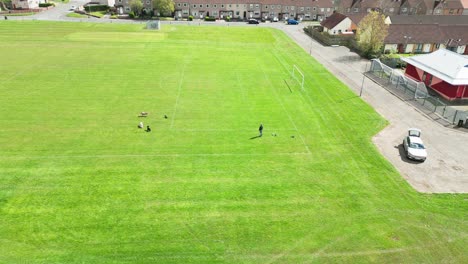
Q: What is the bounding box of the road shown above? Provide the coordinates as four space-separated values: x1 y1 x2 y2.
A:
5 7 468 193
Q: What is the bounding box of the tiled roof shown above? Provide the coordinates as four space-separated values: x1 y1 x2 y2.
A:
347 13 366 24
387 14 468 24
385 24 446 44
385 23 468 45
320 12 347 28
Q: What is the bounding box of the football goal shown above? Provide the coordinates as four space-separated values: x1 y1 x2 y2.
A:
291 65 305 90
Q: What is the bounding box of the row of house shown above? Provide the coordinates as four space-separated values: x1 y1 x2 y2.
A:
320 14 468 54
170 0 468 20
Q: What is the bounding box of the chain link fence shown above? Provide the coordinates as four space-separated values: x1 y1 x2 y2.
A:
367 59 468 126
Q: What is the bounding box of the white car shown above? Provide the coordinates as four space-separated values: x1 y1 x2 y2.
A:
403 128 427 161
69 5 76 11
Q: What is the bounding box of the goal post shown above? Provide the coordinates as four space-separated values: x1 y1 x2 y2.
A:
292 65 305 90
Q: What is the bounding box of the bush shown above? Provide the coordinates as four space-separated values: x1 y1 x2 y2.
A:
84 5 109 12
204 16 215 21
110 15 118 19
39 3 54 7
188 15 193 21
225 16 230 22
128 11 135 18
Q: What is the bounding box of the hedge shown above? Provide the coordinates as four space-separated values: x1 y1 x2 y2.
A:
84 5 108 12
39 3 54 7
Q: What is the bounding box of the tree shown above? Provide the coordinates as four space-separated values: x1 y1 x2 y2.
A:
129 0 143 17
152 0 174 17
356 11 389 57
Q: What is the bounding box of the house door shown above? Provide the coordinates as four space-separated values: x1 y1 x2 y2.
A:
397 44 404 53
456 86 464 98
243 11 246 19
206 11 209 17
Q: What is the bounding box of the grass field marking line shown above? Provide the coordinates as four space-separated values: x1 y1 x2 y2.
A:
170 63 187 129
258 60 311 154
0 152 310 159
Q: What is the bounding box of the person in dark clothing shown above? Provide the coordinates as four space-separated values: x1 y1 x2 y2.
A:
259 124 263 137
146 125 151 132
4 16 7 20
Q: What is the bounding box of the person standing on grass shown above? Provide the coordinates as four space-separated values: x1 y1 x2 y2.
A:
259 124 263 137
146 125 151 132
138 122 144 129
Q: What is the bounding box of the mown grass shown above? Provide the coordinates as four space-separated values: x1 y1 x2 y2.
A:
0 21 466 263
66 12 88 18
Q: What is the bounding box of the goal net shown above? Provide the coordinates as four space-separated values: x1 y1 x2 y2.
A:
291 65 305 90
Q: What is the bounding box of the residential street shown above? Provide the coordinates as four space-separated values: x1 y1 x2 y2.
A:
4 8 468 193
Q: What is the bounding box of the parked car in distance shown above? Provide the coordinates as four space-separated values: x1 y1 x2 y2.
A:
403 128 427 161
248 19 259 24
272 17 279 22
69 5 76 11
287 19 299 25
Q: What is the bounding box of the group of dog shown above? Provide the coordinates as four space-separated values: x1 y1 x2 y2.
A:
138 112 168 132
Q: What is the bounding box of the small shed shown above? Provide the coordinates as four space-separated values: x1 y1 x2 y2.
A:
402 49 468 100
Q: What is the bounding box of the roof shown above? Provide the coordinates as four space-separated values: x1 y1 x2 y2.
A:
462 0 468 8
387 15 468 25
402 49 468 85
385 24 447 44
440 24 468 45
347 13 366 24
320 12 348 28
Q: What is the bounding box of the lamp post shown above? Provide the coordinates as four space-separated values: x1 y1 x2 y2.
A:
404 35 411 53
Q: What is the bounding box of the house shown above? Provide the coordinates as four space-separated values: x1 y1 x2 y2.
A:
384 24 468 54
432 0 464 15
320 12 355 34
399 0 431 15
11 0 43 9
402 49 468 100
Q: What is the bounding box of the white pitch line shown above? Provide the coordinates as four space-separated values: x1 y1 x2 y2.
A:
170 63 187 129
258 60 312 154
0 152 311 159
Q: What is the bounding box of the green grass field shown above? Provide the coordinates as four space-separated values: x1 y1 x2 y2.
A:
0 21 466 263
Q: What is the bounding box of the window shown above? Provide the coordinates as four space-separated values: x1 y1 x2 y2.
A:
354 8 358 12
177 3 180 7
436 9 441 14
236 11 239 15
213 4 217 8
206 4 209 8
286 6 289 10
389 8 394 12
183 3 187 7
347 8 350 12
300 7 304 11
291 6 294 11
265 5 268 9
228 4 231 7
213 11 218 15
255 4 259 8
183 10 188 14
192 11 197 16
118 0 121 2
250 4 253 8
327 8 330 12
402 7 407 12
193 5 196 8
125 7 130 11
321 8 324 12
254 11 259 15
277 5 280 9
313 7 316 11
221 5 224 8
306 7 310 11
237 4 239 7
199 5 202 8
367 8 371 12
449 9 454 14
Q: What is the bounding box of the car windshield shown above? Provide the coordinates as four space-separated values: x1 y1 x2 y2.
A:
410 143 425 149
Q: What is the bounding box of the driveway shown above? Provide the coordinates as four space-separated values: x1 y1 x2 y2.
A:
4 12 467 192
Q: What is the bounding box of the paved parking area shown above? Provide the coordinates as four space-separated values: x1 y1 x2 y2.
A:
278 24 468 193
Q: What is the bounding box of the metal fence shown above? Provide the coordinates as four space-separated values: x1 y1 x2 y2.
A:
368 59 468 126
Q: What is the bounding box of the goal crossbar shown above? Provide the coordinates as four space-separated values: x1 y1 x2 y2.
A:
292 65 305 90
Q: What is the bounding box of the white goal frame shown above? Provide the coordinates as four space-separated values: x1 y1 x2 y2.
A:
292 65 305 90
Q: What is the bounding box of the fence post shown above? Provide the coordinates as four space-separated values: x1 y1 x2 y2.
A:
422 96 426 106
453 110 458 124
433 98 438 112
